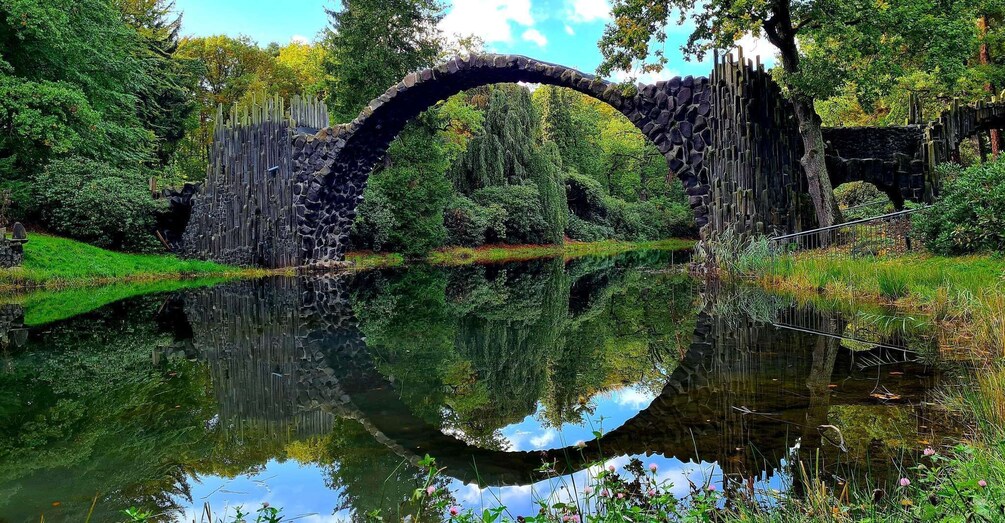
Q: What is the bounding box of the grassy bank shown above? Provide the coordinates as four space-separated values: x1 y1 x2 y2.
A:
1 278 230 326
0 234 275 293
347 238 695 269
755 251 1005 356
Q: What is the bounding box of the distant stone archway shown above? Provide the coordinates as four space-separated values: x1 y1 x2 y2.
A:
291 54 715 262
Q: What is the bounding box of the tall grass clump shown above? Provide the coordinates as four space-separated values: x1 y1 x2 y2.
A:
876 268 910 299
691 229 774 276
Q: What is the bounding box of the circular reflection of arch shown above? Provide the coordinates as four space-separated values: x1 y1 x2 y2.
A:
180 278 934 489
293 54 713 262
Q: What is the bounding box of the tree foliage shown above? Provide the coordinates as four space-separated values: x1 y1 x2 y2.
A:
0 0 182 249
320 0 445 123
915 161 1005 255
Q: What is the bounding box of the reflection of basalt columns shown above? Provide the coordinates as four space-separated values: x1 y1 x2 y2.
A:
0 304 26 351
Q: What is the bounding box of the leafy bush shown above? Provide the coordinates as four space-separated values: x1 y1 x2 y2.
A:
603 197 660 241
564 171 608 222
33 157 163 251
835 181 884 207
472 184 552 244
565 212 614 242
350 188 397 251
834 181 893 220
914 161 1005 255
443 195 506 247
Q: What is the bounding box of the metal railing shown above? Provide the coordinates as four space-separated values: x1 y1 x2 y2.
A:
769 207 928 255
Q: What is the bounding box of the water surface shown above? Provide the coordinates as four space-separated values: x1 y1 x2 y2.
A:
0 250 949 521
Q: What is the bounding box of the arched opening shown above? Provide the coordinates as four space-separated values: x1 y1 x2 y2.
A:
293 54 712 263
833 181 896 220
346 82 696 257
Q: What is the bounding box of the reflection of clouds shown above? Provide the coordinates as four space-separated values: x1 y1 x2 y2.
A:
611 387 657 409
503 427 560 451
530 429 558 448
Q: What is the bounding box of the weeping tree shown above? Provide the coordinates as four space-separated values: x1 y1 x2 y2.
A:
451 85 566 244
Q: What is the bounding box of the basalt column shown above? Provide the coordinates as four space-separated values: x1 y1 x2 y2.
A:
705 52 809 238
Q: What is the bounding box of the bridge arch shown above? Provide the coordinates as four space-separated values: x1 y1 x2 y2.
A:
292 54 714 262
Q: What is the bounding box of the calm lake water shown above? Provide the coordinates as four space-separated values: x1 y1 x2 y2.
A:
0 250 952 521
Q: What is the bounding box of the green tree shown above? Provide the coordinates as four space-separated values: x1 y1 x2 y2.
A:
598 0 850 228
173 34 274 180
352 113 452 256
116 0 198 167
0 0 163 247
321 0 445 123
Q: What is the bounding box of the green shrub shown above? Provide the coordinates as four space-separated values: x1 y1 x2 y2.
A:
443 195 506 246
915 161 1005 255
603 197 659 240
472 184 552 244
350 188 397 251
565 212 614 242
33 157 163 252
564 171 608 222
835 180 884 207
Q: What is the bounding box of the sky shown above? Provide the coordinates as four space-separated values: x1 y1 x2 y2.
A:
171 0 776 82
179 385 792 520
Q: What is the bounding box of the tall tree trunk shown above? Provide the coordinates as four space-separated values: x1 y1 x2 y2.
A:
979 15 1001 158
765 2 842 228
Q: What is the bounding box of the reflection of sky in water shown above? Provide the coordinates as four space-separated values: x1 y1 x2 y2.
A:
181 386 792 519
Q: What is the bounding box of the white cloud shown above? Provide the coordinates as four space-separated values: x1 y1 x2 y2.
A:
567 0 611 23
731 33 776 66
290 34 309 44
564 24 576 35
522 28 548 47
440 0 534 44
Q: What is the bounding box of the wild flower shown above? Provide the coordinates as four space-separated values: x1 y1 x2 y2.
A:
449 506 460 517
426 485 436 495
979 479 988 488
923 447 936 456
607 464 616 472
575 440 586 449
649 463 658 472
899 478 911 487
582 486 593 495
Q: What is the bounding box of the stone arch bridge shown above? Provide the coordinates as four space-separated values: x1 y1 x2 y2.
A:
173 53 1005 267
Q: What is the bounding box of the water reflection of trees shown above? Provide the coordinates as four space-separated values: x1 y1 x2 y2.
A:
0 298 222 521
351 256 697 446
0 251 953 521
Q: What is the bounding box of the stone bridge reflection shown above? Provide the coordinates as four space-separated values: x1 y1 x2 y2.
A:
161 262 937 488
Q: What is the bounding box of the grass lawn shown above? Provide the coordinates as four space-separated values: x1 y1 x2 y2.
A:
0 234 263 292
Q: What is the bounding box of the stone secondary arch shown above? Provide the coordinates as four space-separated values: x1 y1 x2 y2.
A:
292 54 714 263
